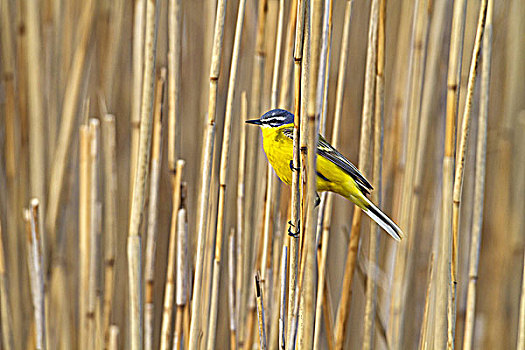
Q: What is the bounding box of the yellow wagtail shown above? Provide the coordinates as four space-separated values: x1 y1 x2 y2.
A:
246 109 403 241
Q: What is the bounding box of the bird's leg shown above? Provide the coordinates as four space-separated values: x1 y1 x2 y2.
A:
287 220 300 237
289 160 300 172
315 192 321 207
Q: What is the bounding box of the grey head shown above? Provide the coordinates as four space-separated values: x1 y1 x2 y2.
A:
246 109 294 128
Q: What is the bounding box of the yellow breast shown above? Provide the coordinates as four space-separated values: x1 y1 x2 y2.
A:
262 126 294 185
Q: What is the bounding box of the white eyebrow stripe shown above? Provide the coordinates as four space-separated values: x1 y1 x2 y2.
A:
263 115 288 124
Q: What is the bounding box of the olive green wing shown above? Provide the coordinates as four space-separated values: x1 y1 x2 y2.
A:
317 135 373 194
281 128 373 195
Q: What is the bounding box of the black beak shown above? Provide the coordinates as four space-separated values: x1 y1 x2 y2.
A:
245 119 262 125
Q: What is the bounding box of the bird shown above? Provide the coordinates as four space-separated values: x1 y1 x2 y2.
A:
246 108 403 241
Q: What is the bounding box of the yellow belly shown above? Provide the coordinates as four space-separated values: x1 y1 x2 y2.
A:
261 127 366 208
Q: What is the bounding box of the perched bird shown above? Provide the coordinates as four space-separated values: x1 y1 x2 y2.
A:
246 108 403 241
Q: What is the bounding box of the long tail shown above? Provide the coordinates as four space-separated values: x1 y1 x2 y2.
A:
360 196 403 241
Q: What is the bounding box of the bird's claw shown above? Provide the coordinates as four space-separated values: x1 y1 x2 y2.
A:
289 160 300 172
315 192 321 207
288 220 300 237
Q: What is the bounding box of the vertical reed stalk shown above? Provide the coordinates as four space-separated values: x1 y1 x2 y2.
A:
317 3 353 347
0 216 14 349
159 160 185 350
390 0 430 345
435 0 467 347
102 114 118 346
168 0 182 170
25 0 46 217
462 1 493 348
27 200 46 350
127 0 159 346
256 273 268 350
79 124 91 350
0 0 22 341
363 0 385 347
46 0 95 238
130 0 146 201
188 0 227 347
102 0 124 108
237 92 248 347
262 0 285 331
312 1 333 348
171 207 188 350
173 207 188 350
279 246 288 349
144 69 166 350
206 1 246 347
244 1 269 344
278 0 298 109
301 0 323 347
87 119 100 350
228 230 237 350
449 1 488 346
335 0 378 345
287 0 306 345
419 254 435 350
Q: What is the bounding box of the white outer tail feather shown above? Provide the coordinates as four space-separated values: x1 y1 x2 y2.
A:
361 196 403 241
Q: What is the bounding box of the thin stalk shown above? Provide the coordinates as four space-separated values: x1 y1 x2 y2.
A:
159 160 185 350
435 0 467 347
173 206 189 350
335 0 379 345
313 0 333 348
390 0 430 344
167 0 182 170
144 69 166 350
263 0 285 333
462 1 492 348
130 0 146 202
188 0 228 347
228 230 237 350
79 124 91 350
363 0 385 347
102 114 118 347
46 0 95 238
26 0 46 222
279 246 288 349
256 273 268 350
102 0 124 108
244 1 269 345
450 0 488 346
27 200 46 350
1 0 23 338
419 254 435 350
127 0 159 347
127 236 142 350
87 119 100 350
206 1 246 347
316 2 354 349
278 0 298 109
287 0 306 345
237 92 248 347
0 215 14 349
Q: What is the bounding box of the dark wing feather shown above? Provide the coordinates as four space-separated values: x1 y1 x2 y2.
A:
281 128 373 194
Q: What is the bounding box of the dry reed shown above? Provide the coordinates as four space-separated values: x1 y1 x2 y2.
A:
144 69 166 350
462 1 493 348
1 0 523 349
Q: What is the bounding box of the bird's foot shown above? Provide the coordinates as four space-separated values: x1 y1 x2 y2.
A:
288 220 300 237
289 160 300 172
315 192 321 207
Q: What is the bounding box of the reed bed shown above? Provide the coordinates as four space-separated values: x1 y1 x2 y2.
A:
1 0 524 349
